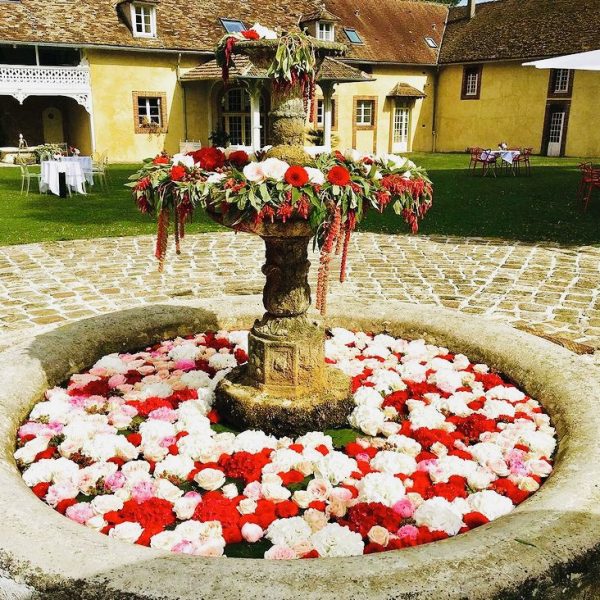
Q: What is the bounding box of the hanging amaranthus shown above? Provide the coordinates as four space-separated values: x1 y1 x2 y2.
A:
316 203 342 315
339 210 356 283
155 208 170 273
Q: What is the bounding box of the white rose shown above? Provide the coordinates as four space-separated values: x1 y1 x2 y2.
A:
266 517 312 547
194 468 226 491
154 478 184 502
353 387 384 408
243 161 266 183
173 495 201 520
414 497 464 535
238 498 258 515
348 405 385 436
260 157 289 181
311 523 364 557
109 521 143 544
468 490 514 520
370 451 417 476
91 494 124 515
304 166 325 185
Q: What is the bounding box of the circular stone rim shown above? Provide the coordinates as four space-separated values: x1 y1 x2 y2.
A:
1 298 599 600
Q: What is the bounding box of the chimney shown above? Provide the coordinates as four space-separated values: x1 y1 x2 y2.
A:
468 0 476 19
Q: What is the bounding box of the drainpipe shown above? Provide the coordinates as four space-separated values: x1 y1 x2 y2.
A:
468 0 477 19
431 66 439 153
177 53 189 141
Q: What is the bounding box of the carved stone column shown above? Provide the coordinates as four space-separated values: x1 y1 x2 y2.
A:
247 235 325 397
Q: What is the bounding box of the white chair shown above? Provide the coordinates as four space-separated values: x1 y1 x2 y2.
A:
91 152 108 190
19 162 42 195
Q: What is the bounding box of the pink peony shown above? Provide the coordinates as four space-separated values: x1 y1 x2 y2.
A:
174 359 196 371
241 522 264 543
108 374 127 388
105 472 126 491
392 498 414 518
131 481 155 503
397 524 419 540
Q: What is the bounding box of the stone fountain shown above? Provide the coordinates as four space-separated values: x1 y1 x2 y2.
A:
213 38 353 436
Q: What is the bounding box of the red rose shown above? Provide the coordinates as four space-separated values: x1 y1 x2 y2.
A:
228 150 250 168
153 154 169 165
170 165 186 181
284 165 309 187
241 29 260 40
190 147 226 171
327 165 351 186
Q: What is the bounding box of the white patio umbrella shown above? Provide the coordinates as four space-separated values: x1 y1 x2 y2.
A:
523 49 600 71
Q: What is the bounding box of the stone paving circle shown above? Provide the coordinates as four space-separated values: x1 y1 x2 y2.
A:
1 232 600 357
1 300 600 599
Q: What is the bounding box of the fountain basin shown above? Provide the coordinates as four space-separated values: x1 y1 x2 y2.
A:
1 298 600 599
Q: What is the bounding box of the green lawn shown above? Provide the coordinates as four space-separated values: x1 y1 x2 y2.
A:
0 153 599 247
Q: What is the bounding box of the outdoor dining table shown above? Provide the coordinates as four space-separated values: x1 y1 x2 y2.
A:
40 159 87 196
488 149 521 164
62 156 94 186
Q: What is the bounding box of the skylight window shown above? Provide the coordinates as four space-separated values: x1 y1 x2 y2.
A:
425 36 438 48
344 28 363 44
220 18 246 33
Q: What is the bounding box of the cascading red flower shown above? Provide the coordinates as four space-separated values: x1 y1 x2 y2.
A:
327 165 351 186
189 147 226 171
284 165 309 187
152 154 169 165
228 150 250 168
170 165 186 181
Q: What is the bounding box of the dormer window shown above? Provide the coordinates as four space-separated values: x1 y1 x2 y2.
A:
344 28 362 44
220 18 246 33
317 22 334 41
131 3 157 37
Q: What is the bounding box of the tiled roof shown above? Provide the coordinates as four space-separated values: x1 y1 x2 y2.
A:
181 55 371 83
325 0 447 64
387 82 426 98
440 0 600 64
0 0 447 65
0 0 317 53
299 7 341 24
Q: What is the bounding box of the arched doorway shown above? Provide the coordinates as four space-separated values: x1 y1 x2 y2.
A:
218 86 267 148
42 106 64 143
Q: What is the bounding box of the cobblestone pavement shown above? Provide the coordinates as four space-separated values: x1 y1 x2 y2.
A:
1 232 599 357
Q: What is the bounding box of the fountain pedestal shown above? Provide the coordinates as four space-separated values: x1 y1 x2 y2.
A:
214 221 352 436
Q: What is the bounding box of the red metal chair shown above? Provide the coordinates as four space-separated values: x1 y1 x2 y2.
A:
468 147 497 177
580 163 600 211
513 148 532 176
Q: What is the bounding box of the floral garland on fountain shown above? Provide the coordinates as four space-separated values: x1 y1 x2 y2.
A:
129 23 432 314
129 149 431 313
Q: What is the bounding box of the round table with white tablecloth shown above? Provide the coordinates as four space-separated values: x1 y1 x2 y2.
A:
62 156 94 186
40 160 87 196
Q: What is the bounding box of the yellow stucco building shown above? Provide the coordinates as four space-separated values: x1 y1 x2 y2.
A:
0 0 598 162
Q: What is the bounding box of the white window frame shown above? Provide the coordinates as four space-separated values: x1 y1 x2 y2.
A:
553 69 570 93
393 104 410 144
317 22 334 41
465 70 479 96
138 96 162 127
355 99 374 126
131 3 157 38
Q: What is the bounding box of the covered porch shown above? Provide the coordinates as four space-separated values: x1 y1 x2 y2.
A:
179 55 371 153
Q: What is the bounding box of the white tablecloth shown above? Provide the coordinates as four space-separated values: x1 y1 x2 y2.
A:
489 150 521 164
62 156 93 185
40 160 87 195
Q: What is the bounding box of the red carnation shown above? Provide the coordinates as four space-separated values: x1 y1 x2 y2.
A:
170 165 186 181
153 154 169 165
463 511 490 529
284 165 309 187
241 29 260 40
327 165 351 186
189 147 226 171
228 150 250 168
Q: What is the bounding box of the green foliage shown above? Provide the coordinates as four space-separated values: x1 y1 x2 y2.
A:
209 127 231 148
324 428 360 449
211 422 241 435
224 540 272 558
286 476 314 492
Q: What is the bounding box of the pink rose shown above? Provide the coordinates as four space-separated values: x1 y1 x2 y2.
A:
131 481 155 503
108 374 127 388
397 524 419 540
243 481 263 500
159 436 177 448
105 472 126 491
66 503 94 524
330 487 353 503
174 359 196 371
264 545 297 560
148 407 178 422
241 522 264 543
196 540 225 557
392 498 414 518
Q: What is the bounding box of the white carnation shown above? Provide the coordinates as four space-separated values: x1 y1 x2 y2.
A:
311 523 364 557
414 497 464 535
